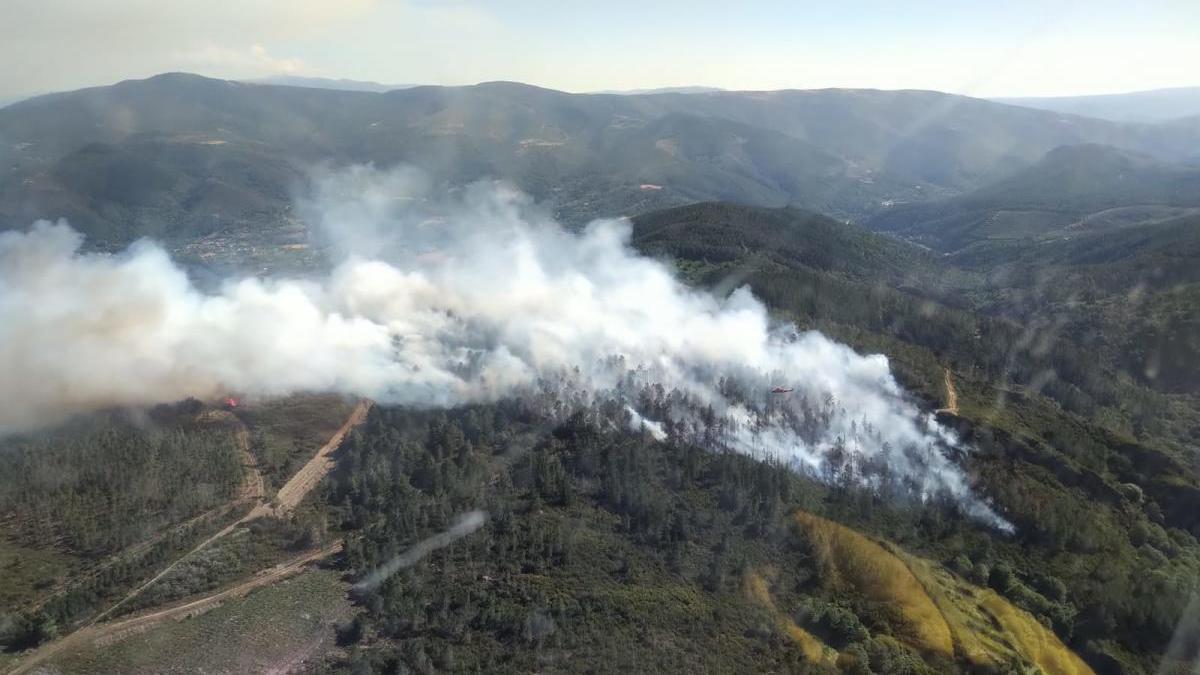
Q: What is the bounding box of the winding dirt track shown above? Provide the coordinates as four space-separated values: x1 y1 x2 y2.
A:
24 412 264 616
85 412 266 626
230 420 266 504
21 410 265 614
6 400 372 675
6 543 342 675
936 367 959 416
90 401 369 624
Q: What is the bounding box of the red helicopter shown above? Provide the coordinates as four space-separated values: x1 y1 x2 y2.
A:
770 386 794 394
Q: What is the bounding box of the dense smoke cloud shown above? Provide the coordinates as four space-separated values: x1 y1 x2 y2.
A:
0 166 1008 529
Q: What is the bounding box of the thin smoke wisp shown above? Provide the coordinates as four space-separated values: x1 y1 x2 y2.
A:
354 510 489 590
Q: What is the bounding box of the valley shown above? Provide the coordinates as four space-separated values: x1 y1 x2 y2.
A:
0 72 1198 675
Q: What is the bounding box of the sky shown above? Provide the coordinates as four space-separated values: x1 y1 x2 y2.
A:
2 0 1198 102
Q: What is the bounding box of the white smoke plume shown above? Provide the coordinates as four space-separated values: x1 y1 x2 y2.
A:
354 510 489 590
0 166 1009 529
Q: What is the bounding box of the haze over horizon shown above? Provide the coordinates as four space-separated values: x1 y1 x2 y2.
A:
4 0 1199 103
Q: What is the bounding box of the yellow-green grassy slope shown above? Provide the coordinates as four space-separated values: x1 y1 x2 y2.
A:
794 511 1094 674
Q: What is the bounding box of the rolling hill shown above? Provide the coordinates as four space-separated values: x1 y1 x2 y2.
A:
2 75 1200 675
2 199 1198 675
868 144 1200 252
996 86 1200 123
631 201 945 293
244 75 415 93
3 73 1200 249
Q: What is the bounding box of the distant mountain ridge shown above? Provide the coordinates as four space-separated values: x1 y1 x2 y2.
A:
2 75 1200 675
995 86 1200 123
590 86 726 95
869 143 1200 251
2 72 1199 248
243 75 417 93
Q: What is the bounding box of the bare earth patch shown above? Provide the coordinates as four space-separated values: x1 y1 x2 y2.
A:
42 567 351 675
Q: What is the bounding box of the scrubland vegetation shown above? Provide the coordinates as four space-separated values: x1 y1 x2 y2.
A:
48 569 351 675
0 398 347 658
5 200 1197 674
304 396 1111 673
294 202 1200 673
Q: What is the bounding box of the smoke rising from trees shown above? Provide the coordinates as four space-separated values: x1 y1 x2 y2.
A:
0 166 1008 529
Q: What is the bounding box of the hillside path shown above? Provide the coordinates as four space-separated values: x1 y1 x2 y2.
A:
271 399 372 513
11 399 371 673
85 412 266 625
24 411 264 616
5 543 342 675
936 368 959 415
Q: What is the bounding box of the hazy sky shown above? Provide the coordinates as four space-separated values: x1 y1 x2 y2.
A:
3 0 1198 101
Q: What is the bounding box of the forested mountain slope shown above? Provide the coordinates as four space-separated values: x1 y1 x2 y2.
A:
995 86 1200 123
2 200 1197 675
626 203 1200 674
1 74 1198 674
3 73 1199 248
869 144 1200 251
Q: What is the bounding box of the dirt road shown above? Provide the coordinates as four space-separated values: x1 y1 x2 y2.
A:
6 543 342 675
7 400 371 674
71 401 368 628
85 413 267 625
229 418 266 504
936 367 959 416
271 399 372 513
26 412 264 616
